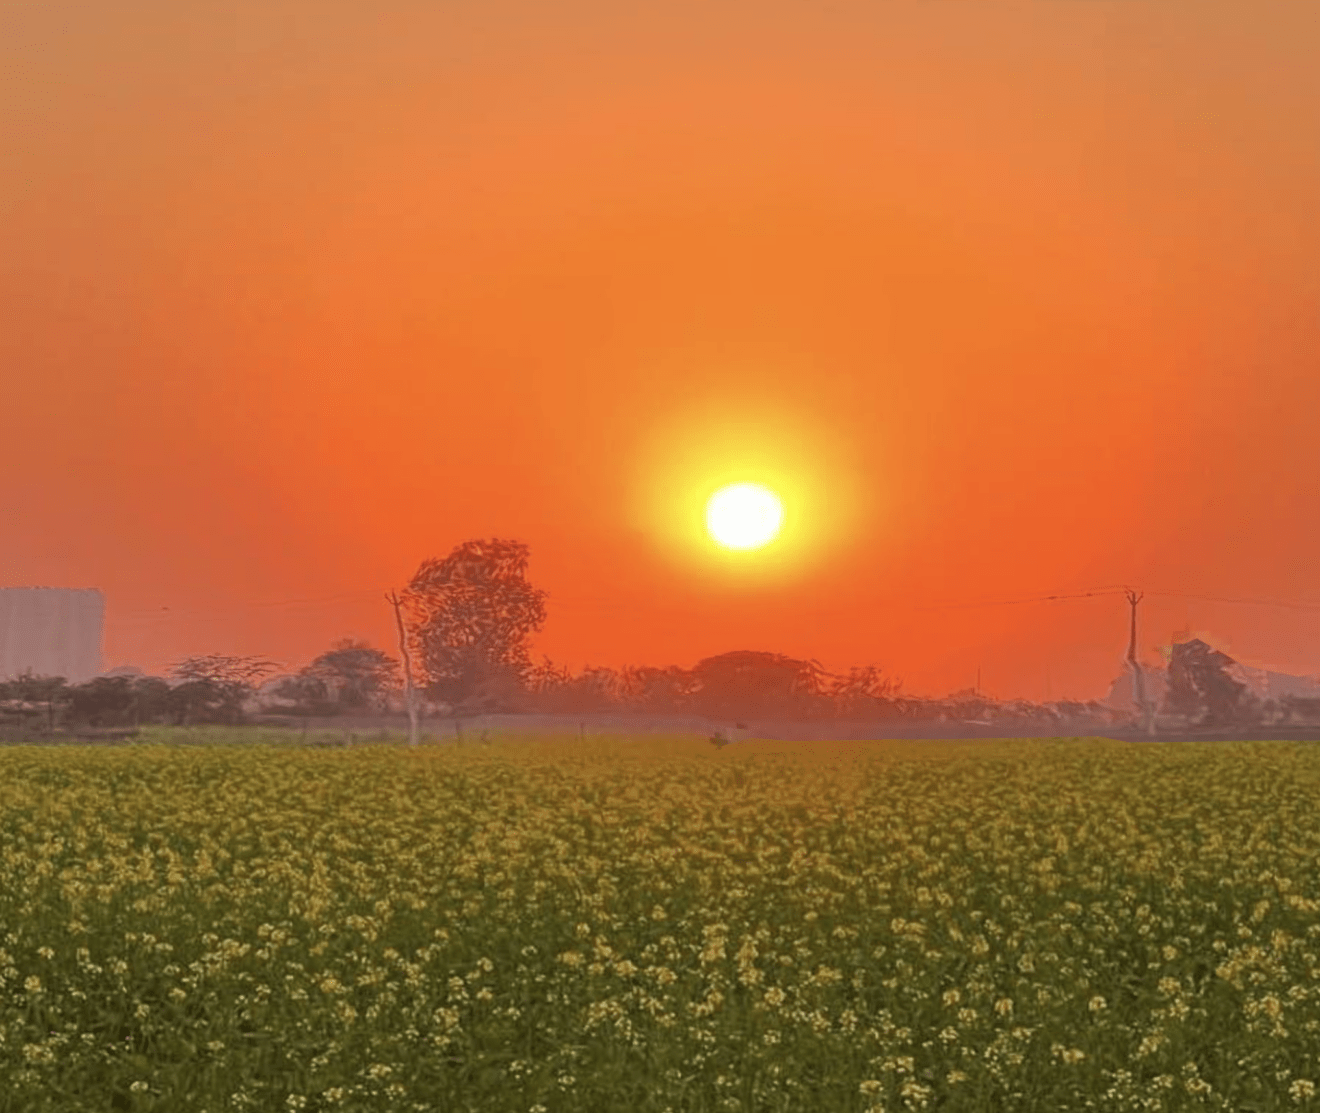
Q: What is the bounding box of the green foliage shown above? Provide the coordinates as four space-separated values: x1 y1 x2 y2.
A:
402 538 550 712
2 733 1319 1111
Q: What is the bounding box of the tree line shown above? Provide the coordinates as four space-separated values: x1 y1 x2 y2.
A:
2 537 1316 735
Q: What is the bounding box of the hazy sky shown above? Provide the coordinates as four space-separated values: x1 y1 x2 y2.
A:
4 1 1318 702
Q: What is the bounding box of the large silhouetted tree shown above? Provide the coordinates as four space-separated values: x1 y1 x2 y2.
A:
688 650 836 722
1162 638 1254 727
401 538 549 714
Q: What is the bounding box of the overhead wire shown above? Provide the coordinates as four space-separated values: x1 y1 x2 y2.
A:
107 584 1320 621
917 586 1320 612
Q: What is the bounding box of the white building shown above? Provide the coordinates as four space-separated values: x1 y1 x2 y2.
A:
0 587 104 684
1224 662 1320 702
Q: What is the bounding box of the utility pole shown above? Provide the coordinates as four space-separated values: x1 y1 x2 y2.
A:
1125 588 1156 736
385 590 420 747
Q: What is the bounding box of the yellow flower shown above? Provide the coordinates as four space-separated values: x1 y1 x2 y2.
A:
1136 1033 1165 1059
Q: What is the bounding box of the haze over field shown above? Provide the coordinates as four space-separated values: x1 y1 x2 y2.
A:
3 1 1318 702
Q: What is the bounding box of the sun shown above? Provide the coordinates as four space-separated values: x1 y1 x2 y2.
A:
705 483 784 550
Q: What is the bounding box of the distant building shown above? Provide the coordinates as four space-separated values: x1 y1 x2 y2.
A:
1223 662 1320 702
1104 637 1320 714
0 587 105 685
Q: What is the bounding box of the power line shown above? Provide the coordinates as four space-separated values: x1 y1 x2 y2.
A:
915 588 1130 611
107 584 1320 621
114 590 385 621
917 587 1320 613
1141 589 1320 612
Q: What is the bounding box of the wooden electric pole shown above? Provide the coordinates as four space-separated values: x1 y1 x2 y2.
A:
1125 588 1156 736
385 590 420 747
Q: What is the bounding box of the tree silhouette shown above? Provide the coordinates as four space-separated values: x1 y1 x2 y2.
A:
66 675 138 728
522 656 578 710
45 674 175 731
401 538 549 714
514 653 904 721
688 650 836 722
521 661 637 715
301 639 402 712
166 654 281 726
1161 639 1253 727
126 676 174 726
822 664 905 719
616 664 703 716
1 669 71 731
267 674 335 715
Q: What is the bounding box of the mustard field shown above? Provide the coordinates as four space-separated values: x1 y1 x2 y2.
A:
2 729 1319 1112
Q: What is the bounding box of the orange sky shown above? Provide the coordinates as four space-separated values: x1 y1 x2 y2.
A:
4 1 1319 702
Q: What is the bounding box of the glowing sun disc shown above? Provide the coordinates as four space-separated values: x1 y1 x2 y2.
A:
706 483 783 550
